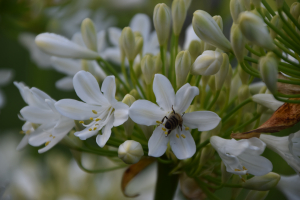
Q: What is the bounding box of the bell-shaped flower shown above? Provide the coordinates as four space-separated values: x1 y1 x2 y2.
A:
192 50 223 76
260 132 300 174
210 136 273 176
129 74 221 160
14 82 75 153
55 71 129 147
276 174 300 200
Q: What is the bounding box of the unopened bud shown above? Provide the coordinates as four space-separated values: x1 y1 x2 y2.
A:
176 50 192 88
215 53 229 90
172 0 186 36
245 191 269 200
252 0 261 7
188 40 204 62
243 0 252 10
208 76 216 92
141 55 156 85
130 89 140 99
184 0 192 10
239 11 275 50
230 0 246 24
133 62 142 78
238 85 250 103
192 50 223 76
238 64 249 85
243 172 280 191
118 140 144 164
154 54 162 73
259 54 278 94
224 64 232 89
290 2 300 19
122 95 136 136
231 23 246 62
81 18 97 52
153 3 171 45
121 27 136 61
135 36 143 57
192 10 231 52
270 15 283 39
213 15 223 31
204 43 216 51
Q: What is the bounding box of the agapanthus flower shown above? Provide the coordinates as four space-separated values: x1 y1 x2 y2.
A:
129 74 221 159
210 136 273 176
55 71 129 147
276 174 300 200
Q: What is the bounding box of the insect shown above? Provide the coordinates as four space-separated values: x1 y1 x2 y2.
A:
161 105 184 136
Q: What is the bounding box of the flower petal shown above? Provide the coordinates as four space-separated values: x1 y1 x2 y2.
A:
55 77 74 91
14 82 28 104
148 125 169 157
210 136 248 157
218 151 247 175
174 83 199 113
53 117 75 136
97 30 107 53
252 94 284 111
169 129 196 160
75 127 99 140
16 134 30 151
0 69 13 86
130 13 151 42
102 47 122 65
20 106 58 124
183 24 200 50
0 90 5 108
50 56 81 76
112 102 129 127
153 74 175 111
129 100 167 126
55 99 102 120
28 129 52 146
96 116 114 147
101 75 116 104
73 71 109 106
38 131 67 153
183 111 221 131
108 27 122 46
239 153 273 176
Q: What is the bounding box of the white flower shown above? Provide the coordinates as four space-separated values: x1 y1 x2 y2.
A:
260 132 300 174
129 74 221 160
55 71 129 147
210 136 273 176
192 50 223 76
14 82 75 153
276 174 300 200
105 13 159 65
0 69 13 109
252 94 284 111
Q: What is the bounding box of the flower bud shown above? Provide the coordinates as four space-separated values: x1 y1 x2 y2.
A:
270 15 283 39
243 172 280 191
153 3 171 46
208 76 216 93
176 50 192 88
230 0 246 24
141 55 156 85
204 43 216 51
259 54 278 94
231 23 246 62
213 15 223 31
35 33 99 59
154 54 162 73
238 85 250 103
192 10 232 52
239 12 275 50
81 18 97 52
224 64 232 89
130 89 140 99
172 0 186 36
238 64 249 85
122 95 136 136
121 27 136 61
133 62 142 78
134 36 143 57
188 40 204 62
290 2 300 20
243 0 252 10
245 191 269 200
184 0 192 10
215 53 229 90
118 140 144 164
192 50 223 76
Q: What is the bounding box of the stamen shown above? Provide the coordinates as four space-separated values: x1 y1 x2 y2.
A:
49 134 52 137
181 134 186 138
45 141 50 146
20 131 24 134
53 136 55 139
92 110 97 114
79 121 84 124
93 127 97 131
164 131 168 135
185 127 189 130
89 128 92 131
176 134 180 138
156 121 161 124
95 123 99 126
162 127 166 131
243 166 247 170
241 178 246 182
90 117 93 120
25 130 31 135
95 118 101 121
234 169 241 171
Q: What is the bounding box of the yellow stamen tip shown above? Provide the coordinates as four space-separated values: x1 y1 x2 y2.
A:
49 134 52 137
176 134 179 138
181 134 186 138
234 169 241 171
93 127 97 131
89 117 93 120
243 166 247 170
25 130 31 135
156 121 161 124
164 131 168 135
162 127 166 131
45 141 50 146
95 123 99 126
79 121 84 124
20 131 24 134
95 118 100 121
89 128 92 131
92 110 97 114
53 136 55 139
185 127 189 130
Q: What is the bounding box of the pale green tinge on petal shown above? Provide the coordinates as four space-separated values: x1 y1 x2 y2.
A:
174 83 199 114
148 125 169 157
252 94 283 111
96 116 114 147
81 18 98 52
153 74 175 111
182 111 221 131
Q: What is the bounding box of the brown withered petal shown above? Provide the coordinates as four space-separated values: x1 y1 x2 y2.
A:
121 157 155 197
277 73 300 95
231 98 300 139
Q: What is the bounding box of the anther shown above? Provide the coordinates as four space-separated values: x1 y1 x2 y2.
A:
185 127 189 130
45 141 50 146
93 127 97 131
181 134 186 138
26 130 31 135
79 121 84 124
95 118 101 121
20 131 24 134
89 117 93 120
162 127 166 131
156 121 161 124
89 128 92 131
243 166 247 170
49 134 52 137
95 123 99 126
176 134 180 138
234 169 241 171
164 131 168 135
53 136 55 139
92 110 97 114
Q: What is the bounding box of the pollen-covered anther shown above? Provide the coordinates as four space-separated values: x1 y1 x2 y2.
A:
92 110 97 114
25 130 31 135
164 131 168 135
181 134 186 138
95 118 101 121
176 134 180 138
162 127 166 131
234 168 241 171
156 121 161 124
20 131 24 134
243 166 247 170
89 128 92 131
79 121 84 124
93 127 97 131
95 123 99 126
53 136 55 139
49 134 53 137
185 127 189 130
89 117 93 120
45 141 50 146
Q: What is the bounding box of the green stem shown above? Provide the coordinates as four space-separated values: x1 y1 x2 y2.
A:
157 157 174 164
273 49 300 67
234 113 261 132
244 56 258 64
274 40 299 62
187 74 193 83
278 9 300 44
240 62 260 77
196 139 209 151
274 95 300 103
120 56 130 87
261 0 276 16
278 78 300 86
129 60 146 98
222 98 252 123
194 178 221 200
277 92 300 98
160 45 166 76
276 36 300 55
172 35 179 89
207 90 221 110
154 161 179 200
283 2 300 31
245 44 261 56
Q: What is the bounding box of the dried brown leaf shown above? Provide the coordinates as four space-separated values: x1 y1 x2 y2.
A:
277 73 300 95
121 157 155 197
231 98 300 139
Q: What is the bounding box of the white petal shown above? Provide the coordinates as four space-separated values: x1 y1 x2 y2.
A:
0 69 13 86
50 56 81 76
148 125 169 157
112 102 129 127
55 77 74 91
97 30 107 53
87 61 106 81
20 106 58 124
29 129 52 146
174 83 199 113
239 153 273 176
211 136 249 157
53 118 74 136
183 111 221 131
38 132 66 153
252 94 284 111
31 87 54 102
73 71 109 106
75 127 99 140
244 137 266 155
71 32 85 46
129 100 167 126
169 129 196 160
277 175 300 200
35 33 100 59
55 99 102 120
14 82 28 104
108 27 122 46
144 31 159 54
130 13 151 42
218 151 247 175
101 75 116 104
96 116 114 147
153 74 175 111
16 134 30 151
102 47 122 65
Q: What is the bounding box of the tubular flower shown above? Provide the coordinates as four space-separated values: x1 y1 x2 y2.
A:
55 71 129 147
129 74 221 160
210 136 273 176
14 82 75 153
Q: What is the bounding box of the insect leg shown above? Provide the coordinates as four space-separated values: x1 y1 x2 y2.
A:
172 105 175 113
161 116 168 123
182 112 185 117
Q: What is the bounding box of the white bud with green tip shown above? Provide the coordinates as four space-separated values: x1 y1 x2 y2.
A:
192 50 223 76
153 3 171 46
215 53 229 90
231 23 246 62
259 53 278 94
81 18 98 52
172 0 186 36
175 50 192 88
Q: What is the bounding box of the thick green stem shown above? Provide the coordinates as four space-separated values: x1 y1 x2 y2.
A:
121 56 130 87
154 161 179 200
207 90 221 110
222 98 252 123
